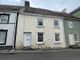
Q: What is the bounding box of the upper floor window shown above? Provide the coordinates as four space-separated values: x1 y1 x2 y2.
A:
37 17 43 27
0 14 9 23
54 20 59 28
68 21 73 28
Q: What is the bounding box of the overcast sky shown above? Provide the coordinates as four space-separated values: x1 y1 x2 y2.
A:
0 0 80 13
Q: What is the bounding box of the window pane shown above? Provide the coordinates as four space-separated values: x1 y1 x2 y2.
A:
38 22 43 25
54 20 59 27
74 34 78 41
55 33 60 41
68 21 73 28
38 18 43 26
0 15 9 23
0 31 6 44
38 33 43 42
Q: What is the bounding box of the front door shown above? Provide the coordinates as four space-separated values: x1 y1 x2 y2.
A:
69 34 75 45
23 32 31 47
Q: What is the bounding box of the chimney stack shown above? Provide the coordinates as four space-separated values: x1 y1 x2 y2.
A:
25 1 30 7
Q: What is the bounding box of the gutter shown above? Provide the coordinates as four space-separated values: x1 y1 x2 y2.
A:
20 12 64 19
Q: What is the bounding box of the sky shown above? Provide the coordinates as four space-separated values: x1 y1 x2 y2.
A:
0 0 80 13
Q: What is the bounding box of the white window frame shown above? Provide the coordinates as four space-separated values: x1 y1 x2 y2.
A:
68 21 73 28
37 32 44 44
37 17 43 27
54 33 61 43
74 33 79 43
53 19 60 28
68 33 79 45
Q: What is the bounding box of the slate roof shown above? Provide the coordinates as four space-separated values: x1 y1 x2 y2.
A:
24 7 80 19
70 7 80 14
0 5 23 12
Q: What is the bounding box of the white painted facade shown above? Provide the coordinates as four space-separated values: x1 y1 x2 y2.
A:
16 13 66 49
0 12 17 47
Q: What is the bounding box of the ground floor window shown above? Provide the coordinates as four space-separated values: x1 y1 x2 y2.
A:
38 33 43 42
74 34 79 41
55 33 60 41
68 33 79 45
0 30 7 45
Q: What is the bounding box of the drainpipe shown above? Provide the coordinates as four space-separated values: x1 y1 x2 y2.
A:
9 12 19 53
13 12 19 49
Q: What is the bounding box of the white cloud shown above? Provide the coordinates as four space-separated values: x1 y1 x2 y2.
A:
0 0 25 6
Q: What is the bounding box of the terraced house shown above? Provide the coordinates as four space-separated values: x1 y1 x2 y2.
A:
0 1 80 50
16 1 80 49
0 5 22 49
16 1 65 49
66 7 80 48
63 17 80 48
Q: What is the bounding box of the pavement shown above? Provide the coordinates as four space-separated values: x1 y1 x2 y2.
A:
0 48 80 54
0 49 80 60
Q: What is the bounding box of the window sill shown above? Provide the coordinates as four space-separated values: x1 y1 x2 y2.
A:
0 43 6 45
68 27 73 29
54 26 60 29
0 23 9 24
37 26 44 28
74 41 79 43
37 42 44 45
54 41 61 44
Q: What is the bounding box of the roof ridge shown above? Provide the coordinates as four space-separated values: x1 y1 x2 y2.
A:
70 6 80 14
30 7 66 14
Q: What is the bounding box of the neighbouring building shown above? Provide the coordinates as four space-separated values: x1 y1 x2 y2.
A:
70 7 80 18
16 1 80 49
63 17 80 48
0 5 22 49
65 7 80 48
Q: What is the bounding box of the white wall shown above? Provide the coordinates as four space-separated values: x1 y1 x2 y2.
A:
0 12 17 46
9 13 17 23
0 24 15 46
16 14 66 49
0 12 17 23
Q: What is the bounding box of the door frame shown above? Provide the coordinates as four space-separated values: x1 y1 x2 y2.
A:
23 32 31 47
68 34 75 45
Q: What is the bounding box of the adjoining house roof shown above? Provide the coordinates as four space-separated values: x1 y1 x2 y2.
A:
24 7 80 19
0 5 23 12
70 7 80 14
